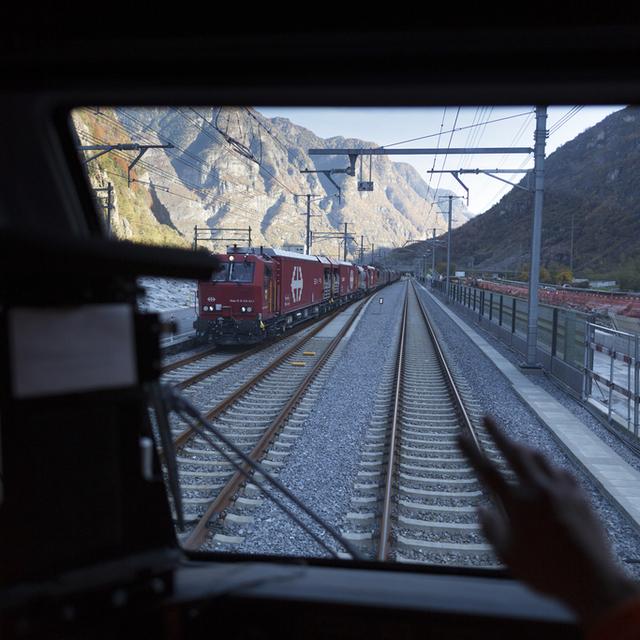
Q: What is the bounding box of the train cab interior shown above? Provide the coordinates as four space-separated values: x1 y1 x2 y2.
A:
1 17 639 639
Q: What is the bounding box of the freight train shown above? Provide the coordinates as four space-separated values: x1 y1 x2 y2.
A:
194 246 399 344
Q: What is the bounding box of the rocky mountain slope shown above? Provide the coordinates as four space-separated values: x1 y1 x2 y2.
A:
72 107 470 259
389 106 640 287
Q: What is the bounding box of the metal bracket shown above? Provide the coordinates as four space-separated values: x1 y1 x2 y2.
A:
450 172 470 206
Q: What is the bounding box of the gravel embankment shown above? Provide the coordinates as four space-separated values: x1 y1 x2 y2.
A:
413 282 640 578
206 282 406 557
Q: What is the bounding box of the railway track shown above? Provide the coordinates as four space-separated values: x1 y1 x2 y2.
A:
163 296 372 550
160 306 361 389
342 281 505 567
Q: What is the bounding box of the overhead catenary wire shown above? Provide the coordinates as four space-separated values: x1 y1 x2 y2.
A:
78 131 268 222
548 106 584 136
422 107 448 229
81 108 328 220
431 106 461 227
90 107 323 218
380 109 535 149
78 117 340 246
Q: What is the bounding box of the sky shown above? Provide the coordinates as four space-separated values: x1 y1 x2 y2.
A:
257 106 624 215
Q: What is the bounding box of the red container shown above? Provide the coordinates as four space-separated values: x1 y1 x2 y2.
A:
271 249 326 312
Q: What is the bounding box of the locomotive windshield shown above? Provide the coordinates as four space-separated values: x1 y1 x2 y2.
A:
211 263 230 282
210 262 254 283
67 104 640 576
228 262 255 283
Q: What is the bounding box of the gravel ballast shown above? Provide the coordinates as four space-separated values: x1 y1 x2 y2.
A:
205 282 406 557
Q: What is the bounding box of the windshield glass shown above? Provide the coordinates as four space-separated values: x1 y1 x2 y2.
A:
69 105 640 580
229 261 254 283
211 263 230 282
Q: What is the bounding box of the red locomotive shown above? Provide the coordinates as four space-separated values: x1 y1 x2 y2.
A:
194 246 397 344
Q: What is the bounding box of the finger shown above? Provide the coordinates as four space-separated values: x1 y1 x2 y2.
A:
531 450 558 480
458 433 511 499
478 506 510 562
483 416 550 486
558 467 580 487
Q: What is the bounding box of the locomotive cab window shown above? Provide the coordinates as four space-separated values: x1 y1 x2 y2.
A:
65 104 640 584
211 263 230 281
228 261 254 283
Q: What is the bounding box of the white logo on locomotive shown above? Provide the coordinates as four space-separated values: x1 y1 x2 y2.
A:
291 266 304 302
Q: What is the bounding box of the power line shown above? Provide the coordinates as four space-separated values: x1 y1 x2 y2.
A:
78 130 269 221
548 106 584 136
87 107 327 219
431 106 461 226
380 109 535 149
423 107 448 228
78 127 331 237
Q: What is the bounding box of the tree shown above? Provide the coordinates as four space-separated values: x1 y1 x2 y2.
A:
555 269 573 285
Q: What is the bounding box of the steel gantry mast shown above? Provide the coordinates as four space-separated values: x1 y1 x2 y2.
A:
309 113 546 369
438 195 465 298
524 106 548 369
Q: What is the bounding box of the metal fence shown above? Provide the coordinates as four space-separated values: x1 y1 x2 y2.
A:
431 279 589 394
584 324 640 435
431 279 640 433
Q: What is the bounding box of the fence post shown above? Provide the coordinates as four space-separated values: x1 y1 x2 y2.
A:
499 295 503 326
551 307 558 357
583 323 595 401
511 298 517 334
489 293 493 321
635 333 639 437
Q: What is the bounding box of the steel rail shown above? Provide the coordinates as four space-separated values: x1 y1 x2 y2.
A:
161 345 218 374
410 280 482 452
182 295 371 551
377 282 409 561
162 302 365 388
372 281 485 561
170 308 344 450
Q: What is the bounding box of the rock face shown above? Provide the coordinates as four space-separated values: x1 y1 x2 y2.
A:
72 107 469 259
390 106 640 286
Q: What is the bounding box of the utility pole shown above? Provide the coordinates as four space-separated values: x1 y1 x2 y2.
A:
94 182 114 237
569 211 575 275
343 223 350 261
106 183 113 236
305 195 311 255
371 244 374 265
359 235 364 265
439 195 464 299
431 228 437 280
524 106 547 369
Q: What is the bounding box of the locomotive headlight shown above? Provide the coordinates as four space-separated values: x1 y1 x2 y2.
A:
247 306 252 312
202 305 208 311
241 306 247 313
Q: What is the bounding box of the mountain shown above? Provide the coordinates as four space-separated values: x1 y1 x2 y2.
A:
72 107 470 260
388 106 640 288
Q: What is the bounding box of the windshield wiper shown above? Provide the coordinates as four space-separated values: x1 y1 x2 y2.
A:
151 383 363 560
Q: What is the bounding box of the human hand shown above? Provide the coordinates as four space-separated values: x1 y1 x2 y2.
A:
458 415 640 626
